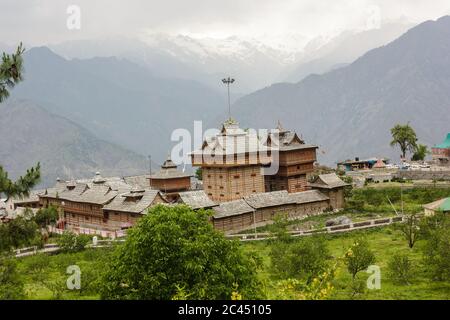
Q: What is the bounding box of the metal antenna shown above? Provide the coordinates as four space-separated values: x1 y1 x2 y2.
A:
148 155 152 189
222 77 235 120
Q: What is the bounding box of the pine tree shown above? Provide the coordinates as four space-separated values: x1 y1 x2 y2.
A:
0 43 25 103
0 44 41 198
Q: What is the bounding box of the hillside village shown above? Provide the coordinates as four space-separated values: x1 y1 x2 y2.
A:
2 117 450 239
1 119 349 237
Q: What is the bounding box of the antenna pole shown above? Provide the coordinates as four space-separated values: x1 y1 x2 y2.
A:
222 77 235 120
148 155 152 189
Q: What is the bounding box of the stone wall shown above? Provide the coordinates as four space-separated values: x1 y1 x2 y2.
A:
395 170 450 181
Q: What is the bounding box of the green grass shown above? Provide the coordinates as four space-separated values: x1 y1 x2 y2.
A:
16 247 114 300
242 226 450 300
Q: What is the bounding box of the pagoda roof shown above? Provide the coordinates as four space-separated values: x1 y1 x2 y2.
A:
150 155 192 179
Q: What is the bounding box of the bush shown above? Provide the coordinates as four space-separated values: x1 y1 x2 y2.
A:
57 231 91 253
0 254 25 299
422 228 450 281
270 235 330 282
387 253 414 285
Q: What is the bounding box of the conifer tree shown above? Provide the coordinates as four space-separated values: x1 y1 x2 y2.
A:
0 44 41 198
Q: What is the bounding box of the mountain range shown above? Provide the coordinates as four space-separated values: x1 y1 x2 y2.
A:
49 21 412 93
0 100 148 187
11 47 226 163
233 16 450 165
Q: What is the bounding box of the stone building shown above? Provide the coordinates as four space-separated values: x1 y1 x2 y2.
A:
191 119 271 202
308 173 349 209
38 172 156 237
432 133 450 165
103 187 167 230
176 190 218 210
211 189 331 233
263 122 317 193
149 155 192 201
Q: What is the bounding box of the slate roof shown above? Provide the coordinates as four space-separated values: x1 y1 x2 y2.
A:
150 157 192 180
288 190 329 204
244 190 296 209
103 189 163 214
190 120 270 158
308 173 349 189
64 184 118 205
123 175 151 189
213 199 255 218
178 190 217 209
265 124 318 152
12 189 46 204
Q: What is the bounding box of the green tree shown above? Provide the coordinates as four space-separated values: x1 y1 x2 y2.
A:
397 212 421 248
99 205 263 300
411 144 429 161
344 237 376 280
390 123 418 159
34 205 59 229
1 45 41 201
195 167 203 181
6 215 39 250
0 43 25 102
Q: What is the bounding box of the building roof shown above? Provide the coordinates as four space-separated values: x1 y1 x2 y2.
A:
65 184 118 205
12 189 46 204
123 175 151 189
190 119 270 158
288 190 329 204
434 133 450 149
423 197 450 212
373 158 386 168
178 190 217 209
150 156 192 180
213 199 255 218
264 123 317 152
103 189 163 214
244 190 296 209
308 173 349 189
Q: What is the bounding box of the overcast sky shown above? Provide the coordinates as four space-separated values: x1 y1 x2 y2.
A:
1 0 450 47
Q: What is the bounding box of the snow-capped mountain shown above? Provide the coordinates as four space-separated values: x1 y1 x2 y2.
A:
50 33 309 92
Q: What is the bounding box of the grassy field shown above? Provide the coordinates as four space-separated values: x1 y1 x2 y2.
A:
16 247 113 300
242 226 450 300
15 225 450 300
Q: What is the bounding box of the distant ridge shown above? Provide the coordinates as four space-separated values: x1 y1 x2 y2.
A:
233 16 450 165
0 99 148 187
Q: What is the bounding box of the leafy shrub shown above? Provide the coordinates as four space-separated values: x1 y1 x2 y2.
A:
387 253 414 285
270 235 330 282
57 231 91 253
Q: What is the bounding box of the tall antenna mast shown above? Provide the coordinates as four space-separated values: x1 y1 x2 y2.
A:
222 77 235 120
148 155 152 189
